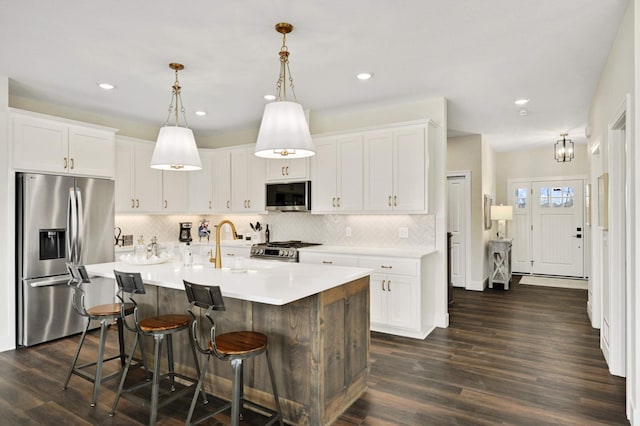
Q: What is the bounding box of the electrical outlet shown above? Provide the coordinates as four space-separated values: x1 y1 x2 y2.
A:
345 227 352 237
399 227 409 238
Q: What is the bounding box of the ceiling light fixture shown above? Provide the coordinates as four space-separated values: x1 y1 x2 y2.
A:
150 63 202 171
554 133 574 162
357 72 373 80
97 83 115 90
255 22 315 159
195 111 207 116
514 98 529 106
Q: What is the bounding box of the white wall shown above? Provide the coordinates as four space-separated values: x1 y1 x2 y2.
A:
589 1 636 422
481 137 496 286
0 77 11 350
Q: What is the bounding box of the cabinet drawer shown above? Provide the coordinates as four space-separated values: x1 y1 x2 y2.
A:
299 252 359 267
358 256 418 276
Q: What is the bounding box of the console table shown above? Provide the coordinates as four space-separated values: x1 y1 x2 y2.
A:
489 239 512 290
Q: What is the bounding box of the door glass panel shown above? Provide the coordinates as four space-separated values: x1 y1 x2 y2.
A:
539 186 574 208
516 188 527 208
539 187 550 208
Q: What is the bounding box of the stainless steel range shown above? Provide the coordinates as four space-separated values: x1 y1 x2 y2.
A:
250 241 321 262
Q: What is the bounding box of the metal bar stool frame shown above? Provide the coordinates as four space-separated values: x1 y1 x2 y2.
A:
183 280 283 426
110 270 205 425
63 263 147 407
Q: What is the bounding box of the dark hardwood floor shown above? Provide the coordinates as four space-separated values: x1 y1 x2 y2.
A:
1 277 627 425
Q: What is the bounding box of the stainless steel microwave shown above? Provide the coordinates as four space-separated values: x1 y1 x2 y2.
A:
265 181 311 212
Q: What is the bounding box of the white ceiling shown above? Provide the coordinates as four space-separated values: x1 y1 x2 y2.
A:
0 0 629 151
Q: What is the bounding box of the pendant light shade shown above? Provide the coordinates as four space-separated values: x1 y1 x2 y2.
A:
255 101 315 158
151 126 202 170
150 62 202 171
255 22 315 159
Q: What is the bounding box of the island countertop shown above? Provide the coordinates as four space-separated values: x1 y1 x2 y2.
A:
85 259 372 306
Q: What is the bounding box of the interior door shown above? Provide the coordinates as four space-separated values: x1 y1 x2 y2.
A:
447 176 467 287
531 179 584 276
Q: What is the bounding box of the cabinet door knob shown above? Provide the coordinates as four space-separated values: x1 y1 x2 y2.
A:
322 260 333 265
381 265 393 269
209 201 212 209
248 200 251 208
381 280 386 291
332 197 336 207
164 200 168 208
286 166 289 175
136 199 140 208
70 158 75 170
337 197 341 207
281 166 285 176
387 280 391 292
64 157 68 169
227 200 230 209
393 195 397 206
131 198 135 208
388 196 392 206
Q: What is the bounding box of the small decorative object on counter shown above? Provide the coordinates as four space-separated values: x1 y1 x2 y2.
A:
134 235 146 260
198 219 210 242
148 236 159 258
184 242 193 267
122 235 133 246
265 224 270 243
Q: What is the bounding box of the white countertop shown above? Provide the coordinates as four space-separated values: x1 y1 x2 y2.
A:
85 259 372 306
298 245 437 258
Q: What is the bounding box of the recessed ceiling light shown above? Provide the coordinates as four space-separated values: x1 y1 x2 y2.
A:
195 111 207 116
356 73 373 80
519 108 529 116
514 98 529 106
264 94 276 101
97 82 115 90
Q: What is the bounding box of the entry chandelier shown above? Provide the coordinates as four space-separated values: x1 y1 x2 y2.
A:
255 22 315 159
554 133 574 163
150 62 202 171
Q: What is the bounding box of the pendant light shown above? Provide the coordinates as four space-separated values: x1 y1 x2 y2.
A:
554 133 574 163
255 22 315 159
150 63 202 171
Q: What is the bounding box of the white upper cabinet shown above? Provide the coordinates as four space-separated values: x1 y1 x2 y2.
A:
162 170 188 212
265 158 309 182
212 150 232 212
12 110 116 178
364 123 428 213
312 134 363 213
231 147 266 212
187 150 214 213
115 137 162 213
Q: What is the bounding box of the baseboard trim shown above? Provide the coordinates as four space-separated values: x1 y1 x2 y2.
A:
466 279 485 292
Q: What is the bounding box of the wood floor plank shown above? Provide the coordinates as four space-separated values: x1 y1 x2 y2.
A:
0 276 627 425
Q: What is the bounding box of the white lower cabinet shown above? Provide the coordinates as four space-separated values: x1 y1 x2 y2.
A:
300 250 432 339
297 252 358 267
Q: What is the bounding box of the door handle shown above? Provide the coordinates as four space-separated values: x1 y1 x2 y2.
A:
70 158 75 170
64 157 68 169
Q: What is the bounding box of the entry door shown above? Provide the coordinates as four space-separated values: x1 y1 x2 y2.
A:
447 175 467 287
531 180 584 276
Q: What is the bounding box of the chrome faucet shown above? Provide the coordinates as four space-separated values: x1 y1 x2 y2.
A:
209 220 238 268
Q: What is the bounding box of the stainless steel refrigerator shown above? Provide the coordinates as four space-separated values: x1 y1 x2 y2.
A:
16 173 116 347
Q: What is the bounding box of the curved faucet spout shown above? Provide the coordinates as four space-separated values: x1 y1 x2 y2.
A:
210 220 238 269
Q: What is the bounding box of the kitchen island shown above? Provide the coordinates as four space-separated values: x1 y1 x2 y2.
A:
85 259 371 425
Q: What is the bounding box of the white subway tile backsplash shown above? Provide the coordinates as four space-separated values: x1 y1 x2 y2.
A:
116 213 435 249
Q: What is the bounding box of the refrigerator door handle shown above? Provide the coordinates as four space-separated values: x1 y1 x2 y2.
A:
66 187 75 263
27 276 71 288
75 187 84 265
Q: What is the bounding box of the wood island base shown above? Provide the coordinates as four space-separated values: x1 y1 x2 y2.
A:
130 275 370 425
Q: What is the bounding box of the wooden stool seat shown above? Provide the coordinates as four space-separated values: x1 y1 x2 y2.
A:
87 302 134 318
213 331 268 355
139 314 191 333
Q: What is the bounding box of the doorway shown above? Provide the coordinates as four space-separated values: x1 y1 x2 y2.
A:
508 178 586 277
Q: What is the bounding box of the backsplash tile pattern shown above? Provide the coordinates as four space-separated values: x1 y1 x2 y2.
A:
116 213 435 249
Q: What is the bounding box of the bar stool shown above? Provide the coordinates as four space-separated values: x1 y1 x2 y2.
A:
110 270 205 425
63 263 145 407
183 280 283 426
